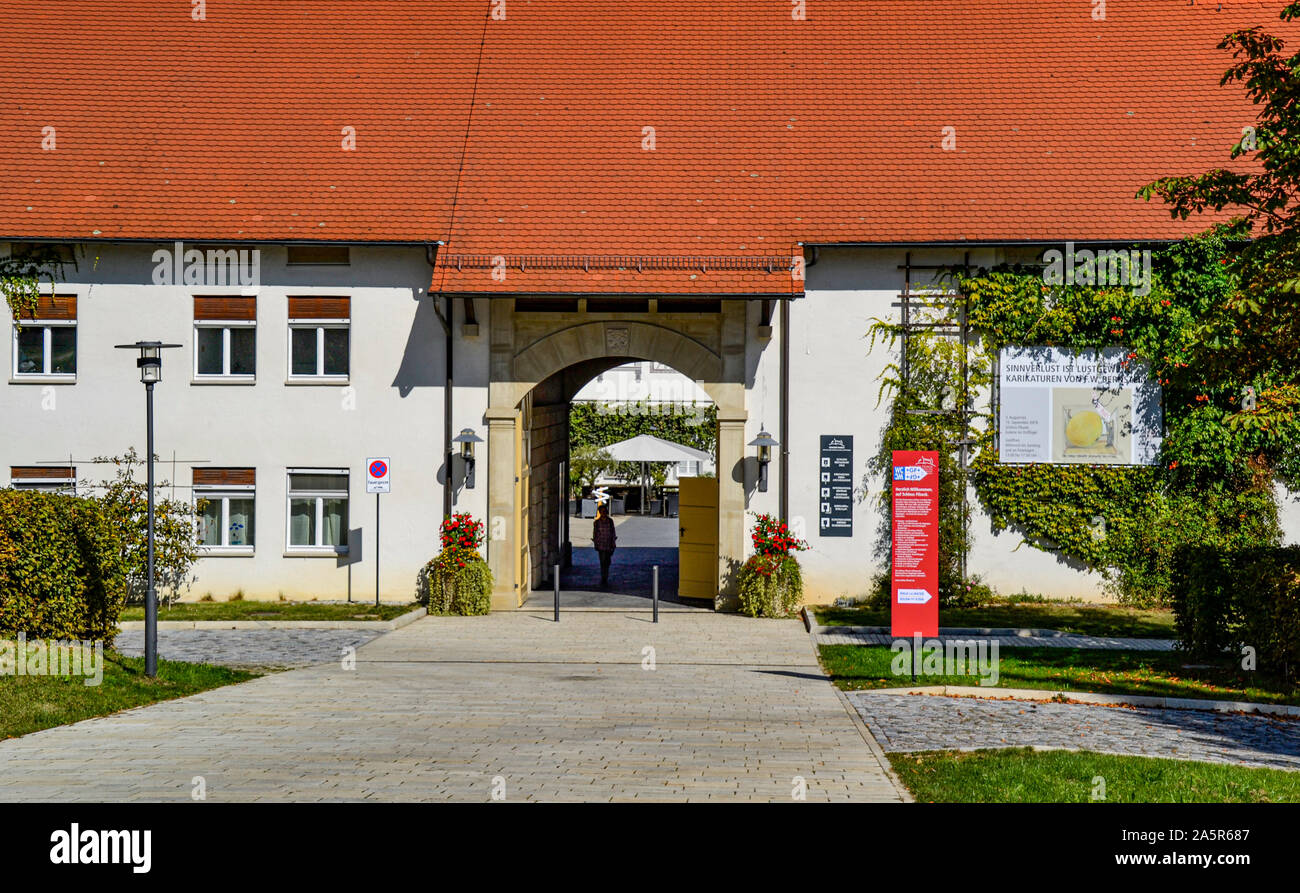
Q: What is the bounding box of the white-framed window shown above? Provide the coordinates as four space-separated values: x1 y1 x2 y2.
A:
14 322 76 379
12 294 77 381
289 324 349 379
194 322 256 379
9 466 76 493
286 470 349 552
287 297 350 381
196 488 255 551
677 460 701 478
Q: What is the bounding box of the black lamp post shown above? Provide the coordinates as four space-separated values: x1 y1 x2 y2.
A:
114 341 181 677
749 428 779 493
453 428 484 490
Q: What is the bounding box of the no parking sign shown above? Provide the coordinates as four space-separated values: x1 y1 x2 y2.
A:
366 457 391 494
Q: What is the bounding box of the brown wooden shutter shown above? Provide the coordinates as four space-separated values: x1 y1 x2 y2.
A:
193 297 256 321
193 468 256 486
288 297 350 319
24 295 77 321
10 466 75 480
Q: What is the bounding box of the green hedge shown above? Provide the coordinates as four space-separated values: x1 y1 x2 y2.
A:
1173 545 1300 683
0 490 128 642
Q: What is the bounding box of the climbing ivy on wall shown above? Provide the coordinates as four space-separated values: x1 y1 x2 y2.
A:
0 245 64 324
872 229 1288 608
569 401 717 454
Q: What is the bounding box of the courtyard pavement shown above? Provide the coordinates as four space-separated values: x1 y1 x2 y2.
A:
0 611 906 802
850 691 1300 771
116 628 384 668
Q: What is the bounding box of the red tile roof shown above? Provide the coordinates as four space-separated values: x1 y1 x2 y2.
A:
0 0 1290 296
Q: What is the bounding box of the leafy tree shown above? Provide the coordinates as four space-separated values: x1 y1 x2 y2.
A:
568 445 617 499
1139 3 1300 483
81 450 202 606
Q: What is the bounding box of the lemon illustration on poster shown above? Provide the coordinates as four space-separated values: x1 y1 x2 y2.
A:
998 346 1162 466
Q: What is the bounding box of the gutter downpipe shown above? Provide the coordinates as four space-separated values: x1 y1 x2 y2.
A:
426 242 452 519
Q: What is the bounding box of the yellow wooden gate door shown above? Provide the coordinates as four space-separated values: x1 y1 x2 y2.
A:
677 476 718 600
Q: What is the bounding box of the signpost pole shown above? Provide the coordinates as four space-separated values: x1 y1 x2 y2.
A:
653 565 659 623
375 492 380 608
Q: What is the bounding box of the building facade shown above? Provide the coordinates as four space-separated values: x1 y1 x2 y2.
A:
4 2 1299 607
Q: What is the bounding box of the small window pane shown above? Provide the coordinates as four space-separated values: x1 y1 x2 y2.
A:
49 327 75 374
289 473 348 493
229 328 256 375
324 328 349 376
198 498 223 546
228 498 254 546
322 498 348 546
196 328 223 375
289 498 316 546
291 328 317 376
16 328 43 374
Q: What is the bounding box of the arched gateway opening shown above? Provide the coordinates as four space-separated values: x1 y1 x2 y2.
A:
484 302 752 610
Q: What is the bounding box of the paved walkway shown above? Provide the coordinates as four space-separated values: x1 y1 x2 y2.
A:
0 612 904 802
850 691 1300 771
116 629 383 668
815 627 1177 651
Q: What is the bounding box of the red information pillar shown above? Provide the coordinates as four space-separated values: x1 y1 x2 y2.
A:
890 450 939 638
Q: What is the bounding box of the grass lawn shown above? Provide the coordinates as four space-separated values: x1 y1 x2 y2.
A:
814 602 1174 638
0 651 258 739
819 644 1300 705
120 600 417 622
890 748 1300 803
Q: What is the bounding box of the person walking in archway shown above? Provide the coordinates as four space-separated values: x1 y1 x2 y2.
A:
593 502 617 587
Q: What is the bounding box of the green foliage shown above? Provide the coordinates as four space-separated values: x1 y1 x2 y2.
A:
418 514 493 615
568 444 617 498
1138 3 1300 472
0 490 127 642
1172 544 1300 684
872 233 1284 609
569 400 716 453
88 450 202 607
738 513 806 617
0 244 63 325
868 288 991 607
737 554 803 618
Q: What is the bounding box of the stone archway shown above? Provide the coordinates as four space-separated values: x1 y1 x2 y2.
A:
485 302 750 610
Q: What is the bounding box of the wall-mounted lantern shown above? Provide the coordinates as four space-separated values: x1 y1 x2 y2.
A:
748 428 779 493
453 428 484 489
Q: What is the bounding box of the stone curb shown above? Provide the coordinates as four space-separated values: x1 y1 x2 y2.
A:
865 684 1300 719
118 606 427 632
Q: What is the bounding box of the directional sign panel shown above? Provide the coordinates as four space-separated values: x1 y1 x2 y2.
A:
890 450 938 638
366 457 391 494
818 435 854 537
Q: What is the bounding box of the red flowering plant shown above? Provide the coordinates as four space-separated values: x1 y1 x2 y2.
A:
419 513 493 615
738 513 808 617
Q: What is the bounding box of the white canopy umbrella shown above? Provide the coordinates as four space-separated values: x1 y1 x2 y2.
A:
600 434 712 514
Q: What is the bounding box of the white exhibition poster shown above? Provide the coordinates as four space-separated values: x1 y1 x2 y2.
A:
998 346 1162 466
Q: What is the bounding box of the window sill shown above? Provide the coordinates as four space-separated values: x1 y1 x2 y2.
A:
283 549 349 558
199 547 255 558
10 375 76 385
285 377 351 386
191 377 257 386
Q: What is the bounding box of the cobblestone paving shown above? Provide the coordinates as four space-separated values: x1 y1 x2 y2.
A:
815 628 1176 651
0 613 904 802
116 629 383 668
849 691 1300 771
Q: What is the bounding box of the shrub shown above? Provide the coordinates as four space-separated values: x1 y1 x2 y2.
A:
0 489 128 641
1173 545 1300 683
88 450 202 606
737 514 808 618
417 514 493 615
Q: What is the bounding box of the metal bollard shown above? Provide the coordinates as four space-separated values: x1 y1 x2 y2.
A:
554 564 560 622
652 565 659 623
